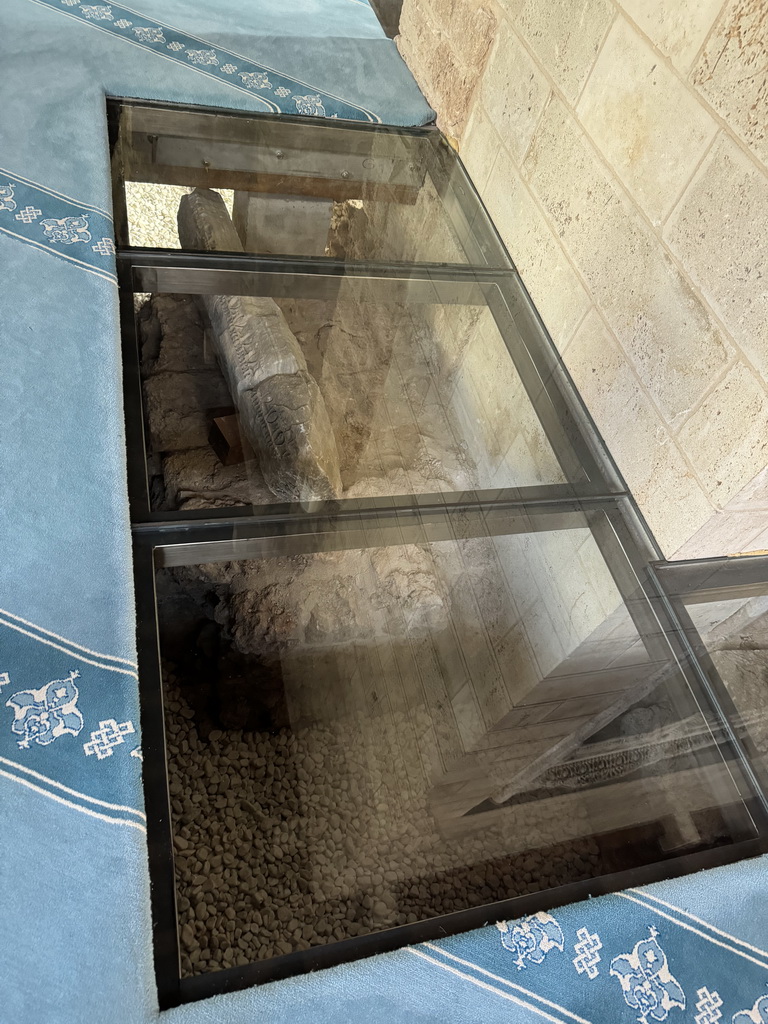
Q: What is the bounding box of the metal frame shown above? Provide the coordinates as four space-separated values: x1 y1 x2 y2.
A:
653 555 768 819
109 97 768 1010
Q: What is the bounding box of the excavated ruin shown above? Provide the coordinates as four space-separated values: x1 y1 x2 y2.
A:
133 185 726 977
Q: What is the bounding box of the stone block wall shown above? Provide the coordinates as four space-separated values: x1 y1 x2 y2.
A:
398 0 768 557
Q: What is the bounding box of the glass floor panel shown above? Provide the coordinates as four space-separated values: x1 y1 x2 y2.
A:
142 507 759 980
132 274 586 515
112 103 508 268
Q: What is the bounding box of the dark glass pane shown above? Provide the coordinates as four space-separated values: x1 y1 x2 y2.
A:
153 510 757 977
114 103 507 267
133 270 591 515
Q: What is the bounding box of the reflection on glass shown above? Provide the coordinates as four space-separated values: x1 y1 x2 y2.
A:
116 104 504 267
113 100 765 993
157 514 756 977
682 566 768 777
137 277 572 512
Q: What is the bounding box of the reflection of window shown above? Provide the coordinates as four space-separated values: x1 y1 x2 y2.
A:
109 99 766 1010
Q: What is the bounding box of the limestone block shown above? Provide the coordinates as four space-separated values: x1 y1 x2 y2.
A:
398 0 491 138
458 102 503 193
328 183 467 265
564 310 713 554
177 188 341 501
677 361 768 507
398 4 464 137
577 18 717 224
317 290 406 481
509 0 615 101
205 545 450 655
482 155 591 349
138 293 208 375
692 0 768 164
424 37 477 139
161 448 271 510
478 20 550 164
665 134 768 381
434 0 498 72
617 0 725 71
523 97 732 427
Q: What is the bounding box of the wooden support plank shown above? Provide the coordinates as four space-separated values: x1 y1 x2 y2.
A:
125 162 421 204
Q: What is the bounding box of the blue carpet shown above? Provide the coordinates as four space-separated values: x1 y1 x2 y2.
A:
1 2 766 1022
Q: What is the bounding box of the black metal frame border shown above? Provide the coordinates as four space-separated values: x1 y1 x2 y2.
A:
133 505 768 1009
177 838 768 1002
109 96 768 1011
652 554 768 817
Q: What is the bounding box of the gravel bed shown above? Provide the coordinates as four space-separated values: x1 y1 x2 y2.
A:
165 670 603 977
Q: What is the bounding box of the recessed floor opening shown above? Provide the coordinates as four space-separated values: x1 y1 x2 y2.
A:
110 98 767 1006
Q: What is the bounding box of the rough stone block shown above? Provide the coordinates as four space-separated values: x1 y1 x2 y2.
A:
398 4 472 139
162 447 269 509
564 310 714 553
692 0 768 164
177 188 342 501
577 17 717 224
524 97 732 428
317 290 406 480
479 20 550 164
444 0 497 73
483 155 591 349
458 101 503 193
507 0 615 101
143 371 232 451
665 134 768 381
399 0 494 138
617 0 725 70
677 361 768 508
